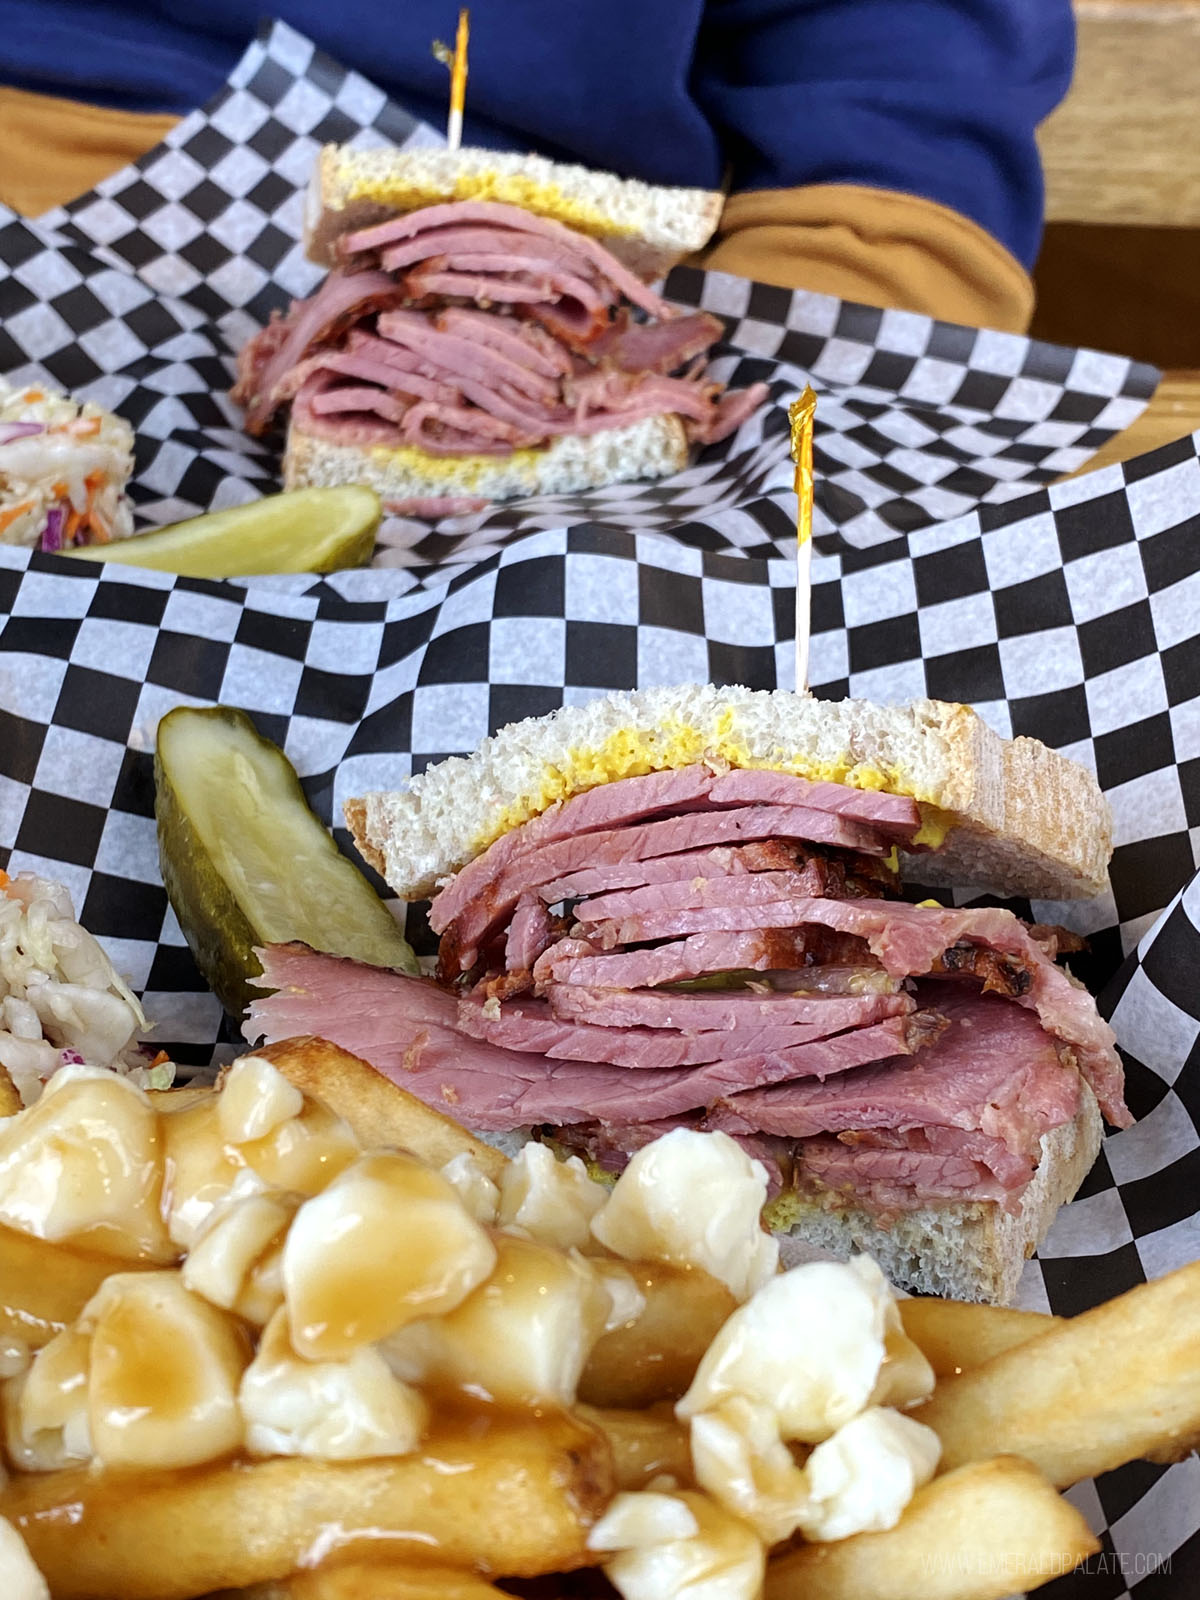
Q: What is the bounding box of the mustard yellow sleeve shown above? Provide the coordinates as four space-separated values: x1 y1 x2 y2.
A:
698 183 1034 335
0 88 179 218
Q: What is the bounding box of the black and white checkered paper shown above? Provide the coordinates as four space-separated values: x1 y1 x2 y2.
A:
1 18 1198 1597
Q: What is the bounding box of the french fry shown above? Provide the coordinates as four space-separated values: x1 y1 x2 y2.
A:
913 1258 1200 1486
216 1567 511 1600
764 1456 1099 1600
255 1037 507 1182
0 1224 143 1349
579 1401 693 1488
898 1298 1063 1380
580 1261 737 1407
0 1408 614 1600
147 1085 216 1112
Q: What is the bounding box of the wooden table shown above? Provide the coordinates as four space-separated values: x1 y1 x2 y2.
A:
1071 371 1200 475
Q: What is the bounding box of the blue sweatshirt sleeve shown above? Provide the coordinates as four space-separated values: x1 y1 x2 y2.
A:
693 0 1074 269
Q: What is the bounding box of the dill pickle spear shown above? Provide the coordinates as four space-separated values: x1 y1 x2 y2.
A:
65 487 380 578
155 706 416 1018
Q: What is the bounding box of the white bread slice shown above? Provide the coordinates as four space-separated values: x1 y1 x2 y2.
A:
305 144 725 279
346 684 1113 903
284 412 689 502
770 1083 1104 1305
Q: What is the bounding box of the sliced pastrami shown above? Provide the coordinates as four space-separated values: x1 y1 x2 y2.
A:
437 805 887 978
708 986 1083 1159
531 929 866 990
457 996 926 1071
795 1138 1019 1213
543 984 912 1033
339 199 671 318
232 269 403 433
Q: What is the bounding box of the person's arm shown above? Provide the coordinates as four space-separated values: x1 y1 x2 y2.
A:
694 0 1074 330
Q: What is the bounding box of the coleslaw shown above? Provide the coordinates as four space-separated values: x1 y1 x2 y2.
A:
0 383 135 551
0 871 172 1105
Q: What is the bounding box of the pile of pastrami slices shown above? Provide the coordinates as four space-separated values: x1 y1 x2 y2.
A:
253 765 1131 1224
233 199 768 454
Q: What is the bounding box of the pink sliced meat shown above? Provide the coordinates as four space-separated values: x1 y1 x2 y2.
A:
406 269 584 307
437 307 573 378
796 1138 1018 1212
249 946 932 1129
340 200 671 319
535 840 805 904
574 869 874 927
232 269 403 434
308 385 411 423
291 376 398 447
708 987 1082 1159
457 997 925 1071
380 226 602 275
384 496 490 519
505 895 560 973
431 767 912 934
730 897 1128 1129
410 257 611 315
276 344 457 407
378 311 560 401
588 311 725 375
544 985 913 1033
429 766 721 932
251 942 460 1035
401 399 530 448
533 930 828 990
437 806 887 978
838 1125 1034 1189
690 381 772 445
705 770 922 837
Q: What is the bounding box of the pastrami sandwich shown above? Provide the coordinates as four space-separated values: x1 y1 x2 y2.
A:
248 686 1130 1305
232 146 769 505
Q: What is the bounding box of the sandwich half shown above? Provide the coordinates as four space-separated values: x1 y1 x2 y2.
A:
249 686 1129 1304
232 145 769 505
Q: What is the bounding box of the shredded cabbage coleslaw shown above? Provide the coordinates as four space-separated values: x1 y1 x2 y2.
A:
0 382 135 551
0 871 173 1105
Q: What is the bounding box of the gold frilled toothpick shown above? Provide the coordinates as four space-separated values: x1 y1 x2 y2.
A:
433 10 471 152
789 385 817 694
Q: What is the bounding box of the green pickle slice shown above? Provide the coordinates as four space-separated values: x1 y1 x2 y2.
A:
65 487 381 578
155 705 416 1018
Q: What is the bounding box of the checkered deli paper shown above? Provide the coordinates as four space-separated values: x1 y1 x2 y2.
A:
0 16 1198 1597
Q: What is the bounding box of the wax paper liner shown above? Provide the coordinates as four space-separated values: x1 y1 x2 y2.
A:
0 18 1197 1597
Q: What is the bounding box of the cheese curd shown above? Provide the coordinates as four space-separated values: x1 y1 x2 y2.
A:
439 1151 501 1223
217 1055 304 1145
4 1326 92 1472
284 1152 497 1361
497 1142 607 1248
678 1257 916 1441
82 1272 248 1470
677 1257 937 1545
588 1488 764 1600
0 1067 173 1262
796 1407 941 1542
688 1397 810 1546
182 1190 299 1326
239 1307 427 1460
589 1130 777 1301
0 1516 49 1600
384 1233 611 1407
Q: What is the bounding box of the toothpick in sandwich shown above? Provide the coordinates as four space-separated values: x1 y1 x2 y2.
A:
789 385 817 695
